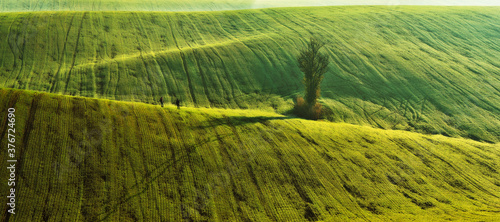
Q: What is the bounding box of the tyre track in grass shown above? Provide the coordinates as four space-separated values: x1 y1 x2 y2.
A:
177 14 214 106
165 108 203 220
260 9 303 40
187 112 223 220
236 12 301 87
242 11 309 91
57 31 270 76
217 13 267 104
232 12 292 87
222 115 258 220
134 12 163 101
166 15 197 106
275 6 379 87
309 133 372 218
50 13 76 93
206 114 241 220
125 106 147 220
29 12 51 92
99 104 147 221
157 108 185 221
4 13 20 83
11 13 33 89
222 14 280 91
41 96 68 221
19 92 43 178
0 89 21 142
206 13 272 94
64 12 86 94
97 103 128 221
11 92 43 222
0 90 20 220
192 49 214 106
148 13 180 100
133 106 164 221
132 12 155 100
428 150 499 200
1 88 500 220
0 14 9 69
6 16 22 71
405 138 499 206
79 99 105 221
20 13 41 91
211 49 239 107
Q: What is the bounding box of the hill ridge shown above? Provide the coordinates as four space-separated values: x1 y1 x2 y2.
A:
0 88 499 221
1 6 499 142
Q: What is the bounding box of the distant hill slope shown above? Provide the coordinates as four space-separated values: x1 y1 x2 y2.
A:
0 0 253 12
0 0 352 12
0 6 499 142
1 0 499 12
0 88 499 221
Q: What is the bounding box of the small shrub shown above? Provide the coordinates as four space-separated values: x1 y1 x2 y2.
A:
312 103 322 120
294 96 307 116
294 96 322 120
296 96 305 107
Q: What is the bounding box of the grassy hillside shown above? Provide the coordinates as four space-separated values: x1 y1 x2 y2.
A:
0 6 499 142
0 88 499 221
0 0 253 12
0 0 346 12
2 0 498 12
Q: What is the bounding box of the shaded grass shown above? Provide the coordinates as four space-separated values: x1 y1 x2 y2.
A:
0 88 499 221
0 7 499 142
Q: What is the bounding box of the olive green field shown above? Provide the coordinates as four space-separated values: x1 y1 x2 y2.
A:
0 2 499 221
0 88 499 221
0 6 499 142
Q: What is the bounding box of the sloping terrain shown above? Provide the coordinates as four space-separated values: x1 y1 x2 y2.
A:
0 0 255 12
1 0 498 12
0 0 348 12
0 88 499 221
0 7 499 142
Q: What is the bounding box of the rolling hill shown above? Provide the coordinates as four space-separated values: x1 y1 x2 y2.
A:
2 0 498 12
0 6 499 142
0 88 499 221
0 0 399 12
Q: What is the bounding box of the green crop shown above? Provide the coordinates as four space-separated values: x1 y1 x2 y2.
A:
0 88 499 221
0 6 499 142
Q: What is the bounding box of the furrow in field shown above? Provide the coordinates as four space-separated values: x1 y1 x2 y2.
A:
63 33 271 74
64 12 86 94
0 7 499 143
5 88 500 220
50 13 76 93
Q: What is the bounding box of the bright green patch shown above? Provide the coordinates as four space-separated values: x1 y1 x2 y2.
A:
0 6 499 142
0 88 499 221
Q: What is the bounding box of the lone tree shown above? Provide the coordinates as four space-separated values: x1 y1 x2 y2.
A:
297 37 330 110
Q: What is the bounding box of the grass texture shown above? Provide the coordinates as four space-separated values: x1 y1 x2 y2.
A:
0 88 499 221
0 6 499 142
0 0 354 12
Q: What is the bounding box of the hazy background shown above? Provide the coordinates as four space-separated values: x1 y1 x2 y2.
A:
0 0 498 12
251 0 500 7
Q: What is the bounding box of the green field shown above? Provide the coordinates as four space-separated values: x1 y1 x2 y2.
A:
1 3 500 221
0 6 499 142
0 0 363 12
0 88 499 221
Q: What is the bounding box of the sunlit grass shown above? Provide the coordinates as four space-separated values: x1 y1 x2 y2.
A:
0 88 499 221
0 6 498 142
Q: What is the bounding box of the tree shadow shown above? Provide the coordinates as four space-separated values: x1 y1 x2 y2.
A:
97 131 240 221
97 141 200 221
193 115 297 130
97 114 296 220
